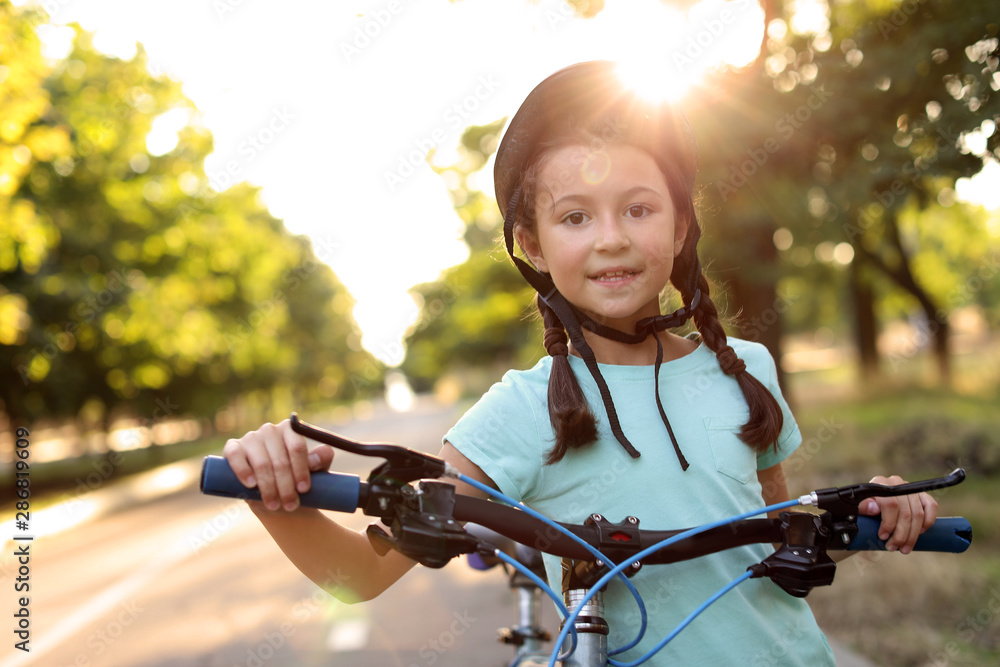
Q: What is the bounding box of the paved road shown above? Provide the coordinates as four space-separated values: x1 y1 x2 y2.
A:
0 398 872 666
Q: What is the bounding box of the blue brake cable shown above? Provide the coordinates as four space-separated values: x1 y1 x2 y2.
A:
457 474 650 653
458 472 801 667
552 498 802 667
494 549 577 664
610 570 753 667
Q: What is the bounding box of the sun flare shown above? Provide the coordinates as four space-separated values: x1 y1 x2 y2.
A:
610 0 766 105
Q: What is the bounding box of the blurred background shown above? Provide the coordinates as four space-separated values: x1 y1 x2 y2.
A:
1 0 998 665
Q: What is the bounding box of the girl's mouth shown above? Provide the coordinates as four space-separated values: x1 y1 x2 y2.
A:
591 270 639 284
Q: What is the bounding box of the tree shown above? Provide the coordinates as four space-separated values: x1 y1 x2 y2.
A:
407 0 1000 390
0 7 380 441
773 0 998 381
401 120 542 393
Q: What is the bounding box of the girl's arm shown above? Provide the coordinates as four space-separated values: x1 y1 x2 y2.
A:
224 419 495 602
757 463 939 561
758 462 791 520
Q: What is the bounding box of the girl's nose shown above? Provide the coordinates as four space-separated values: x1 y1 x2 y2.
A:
594 214 630 252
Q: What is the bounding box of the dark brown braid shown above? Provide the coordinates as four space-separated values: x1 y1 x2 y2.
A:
536 294 599 464
670 223 783 454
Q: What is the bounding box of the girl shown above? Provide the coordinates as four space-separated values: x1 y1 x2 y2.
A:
223 61 938 664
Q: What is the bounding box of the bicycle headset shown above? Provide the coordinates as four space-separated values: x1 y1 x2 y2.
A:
494 60 708 468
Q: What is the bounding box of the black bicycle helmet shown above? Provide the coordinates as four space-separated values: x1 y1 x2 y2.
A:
496 60 704 467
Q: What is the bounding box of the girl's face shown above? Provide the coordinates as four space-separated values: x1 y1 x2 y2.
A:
517 143 687 331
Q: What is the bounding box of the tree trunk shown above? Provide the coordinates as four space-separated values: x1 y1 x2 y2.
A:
858 212 951 384
849 258 880 379
723 221 788 392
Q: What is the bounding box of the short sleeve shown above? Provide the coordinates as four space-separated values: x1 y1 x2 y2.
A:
740 341 802 471
443 364 550 503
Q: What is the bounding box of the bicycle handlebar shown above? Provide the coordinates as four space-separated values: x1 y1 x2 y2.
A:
848 514 971 552
201 454 363 512
200 418 973 666
200 455 972 559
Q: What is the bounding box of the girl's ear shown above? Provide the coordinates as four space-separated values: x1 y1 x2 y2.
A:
515 226 549 273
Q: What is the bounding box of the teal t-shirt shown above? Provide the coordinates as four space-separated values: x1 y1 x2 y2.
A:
445 338 835 666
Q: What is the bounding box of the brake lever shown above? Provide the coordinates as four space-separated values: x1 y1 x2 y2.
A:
800 468 966 517
290 413 453 485
364 481 480 568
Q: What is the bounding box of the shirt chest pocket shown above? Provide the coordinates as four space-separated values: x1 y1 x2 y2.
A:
704 417 757 484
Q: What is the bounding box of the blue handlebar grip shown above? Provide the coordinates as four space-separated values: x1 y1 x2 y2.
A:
848 516 972 553
200 455 362 513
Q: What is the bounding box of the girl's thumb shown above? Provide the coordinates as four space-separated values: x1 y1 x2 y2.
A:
307 447 334 471
859 499 880 516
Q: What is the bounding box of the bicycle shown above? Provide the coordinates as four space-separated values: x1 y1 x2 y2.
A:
200 414 973 666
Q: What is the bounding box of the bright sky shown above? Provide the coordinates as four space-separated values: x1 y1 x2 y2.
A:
22 0 999 365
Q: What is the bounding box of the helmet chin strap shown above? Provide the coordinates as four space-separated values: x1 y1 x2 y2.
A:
504 185 699 469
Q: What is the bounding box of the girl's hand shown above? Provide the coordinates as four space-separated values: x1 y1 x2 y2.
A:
222 419 335 512
858 475 939 554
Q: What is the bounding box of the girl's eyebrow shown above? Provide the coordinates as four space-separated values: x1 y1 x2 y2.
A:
550 185 666 209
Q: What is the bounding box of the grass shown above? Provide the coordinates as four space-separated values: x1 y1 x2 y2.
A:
786 377 1000 666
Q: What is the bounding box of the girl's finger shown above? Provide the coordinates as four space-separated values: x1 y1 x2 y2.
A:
868 476 900 545
876 497 899 547
279 420 312 495
261 425 301 512
243 424 285 511
222 436 257 489
893 492 921 554
921 492 939 532
308 445 335 472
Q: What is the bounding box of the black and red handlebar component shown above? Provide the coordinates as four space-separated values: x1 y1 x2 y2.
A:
199 415 973 593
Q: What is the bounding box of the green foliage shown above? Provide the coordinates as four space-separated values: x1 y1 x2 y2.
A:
760 0 998 340
402 119 543 391
403 0 1000 388
0 3 381 431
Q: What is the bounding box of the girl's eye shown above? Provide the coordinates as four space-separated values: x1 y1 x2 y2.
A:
563 211 587 225
626 204 649 218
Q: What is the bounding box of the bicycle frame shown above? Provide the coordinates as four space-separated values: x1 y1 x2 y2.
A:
200 414 973 666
